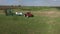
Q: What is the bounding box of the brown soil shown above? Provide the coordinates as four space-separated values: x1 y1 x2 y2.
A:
32 11 60 17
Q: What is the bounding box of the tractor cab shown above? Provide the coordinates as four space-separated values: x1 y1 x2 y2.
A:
5 8 13 16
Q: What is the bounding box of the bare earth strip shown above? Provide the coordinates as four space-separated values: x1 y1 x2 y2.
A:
32 11 60 17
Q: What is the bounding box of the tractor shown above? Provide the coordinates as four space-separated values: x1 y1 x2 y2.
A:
5 8 14 16
24 12 34 17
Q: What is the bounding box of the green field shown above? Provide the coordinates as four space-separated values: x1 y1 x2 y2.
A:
0 7 60 34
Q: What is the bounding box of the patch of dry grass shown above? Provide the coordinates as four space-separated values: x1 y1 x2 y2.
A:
32 10 60 18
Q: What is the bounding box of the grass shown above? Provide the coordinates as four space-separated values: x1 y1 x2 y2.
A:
0 14 49 34
0 7 60 34
0 13 60 34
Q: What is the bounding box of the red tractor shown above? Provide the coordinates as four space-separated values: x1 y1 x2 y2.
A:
24 12 34 17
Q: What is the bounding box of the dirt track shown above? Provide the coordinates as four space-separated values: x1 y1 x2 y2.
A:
32 11 60 17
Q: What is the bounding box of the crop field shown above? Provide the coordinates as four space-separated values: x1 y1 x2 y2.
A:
0 7 60 34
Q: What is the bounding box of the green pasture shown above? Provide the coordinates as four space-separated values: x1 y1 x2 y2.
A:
0 11 60 34
0 7 60 34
